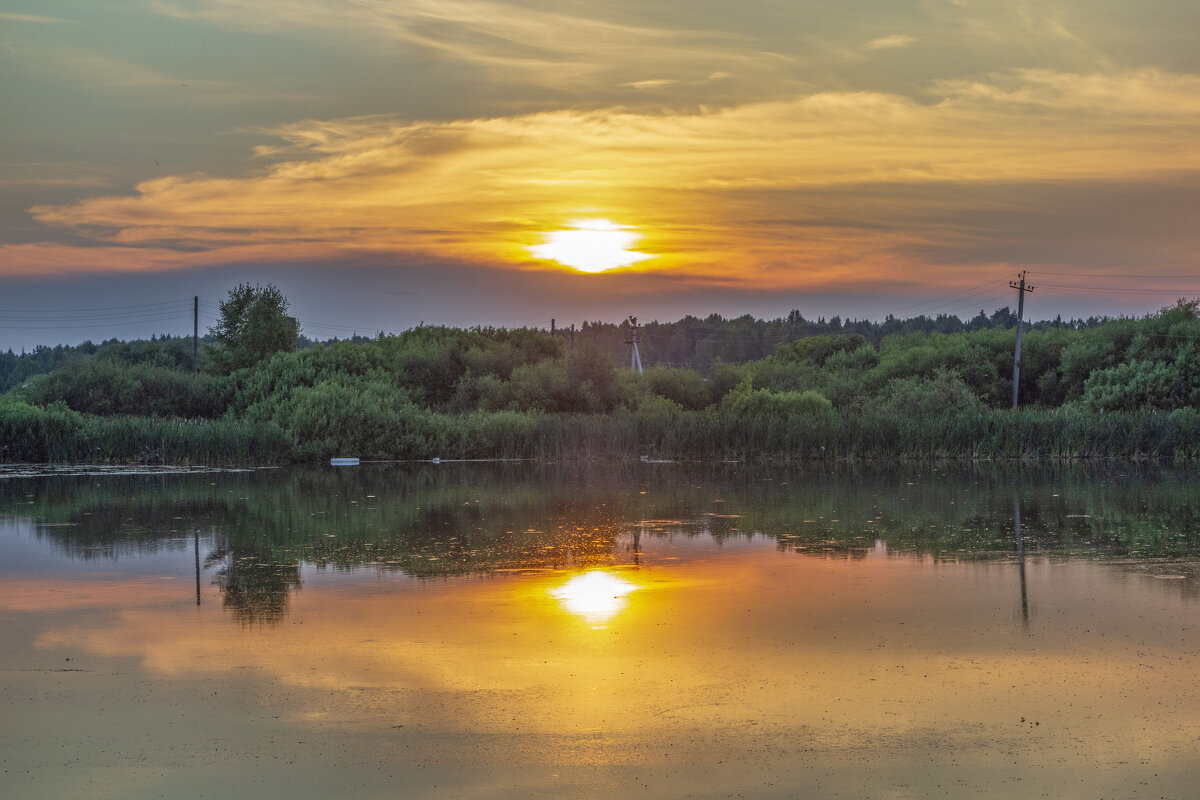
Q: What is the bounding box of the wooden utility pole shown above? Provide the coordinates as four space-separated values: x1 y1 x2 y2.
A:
193 296 199 374
625 316 643 374
550 318 556 337
569 323 575 349
1009 272 1035 408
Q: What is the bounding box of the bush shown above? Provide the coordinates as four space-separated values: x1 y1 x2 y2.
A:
641 366 711 410
874 369 984 419
723 381 835 418
19 357 230 418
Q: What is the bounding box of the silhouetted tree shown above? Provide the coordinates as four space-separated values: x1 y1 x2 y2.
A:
207 283 298 373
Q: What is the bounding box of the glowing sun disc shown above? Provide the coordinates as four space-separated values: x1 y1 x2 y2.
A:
550 571 638 622
529 219 652 273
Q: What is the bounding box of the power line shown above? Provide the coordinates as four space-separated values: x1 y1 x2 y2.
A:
0 312 194 325
0 314 194 331
1035 269 1197 280
0 299 191 314
1036 282 1200 296
875 279 1009 317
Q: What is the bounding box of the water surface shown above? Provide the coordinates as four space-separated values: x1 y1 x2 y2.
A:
3 463 1199 798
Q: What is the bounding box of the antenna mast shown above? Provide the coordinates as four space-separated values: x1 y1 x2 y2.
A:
625 316 643 374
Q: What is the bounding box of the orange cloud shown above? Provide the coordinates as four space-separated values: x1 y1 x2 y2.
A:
9 69 1200 288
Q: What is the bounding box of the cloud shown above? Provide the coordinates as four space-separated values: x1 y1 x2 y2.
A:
0 12 72 23
866 34 915 50
621 79 680 90
150 0 782 93
10 68 1200 291
6 44 325 107
47 52 194 89
934 68 1200 113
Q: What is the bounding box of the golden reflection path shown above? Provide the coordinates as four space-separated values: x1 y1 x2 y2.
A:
6 525 1200 798
548 570 639 626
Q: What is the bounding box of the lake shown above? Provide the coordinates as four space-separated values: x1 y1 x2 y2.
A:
3 462 1200 799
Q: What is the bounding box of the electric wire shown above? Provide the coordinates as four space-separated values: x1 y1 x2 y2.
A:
874 278 1010 318
1036 282 1200 296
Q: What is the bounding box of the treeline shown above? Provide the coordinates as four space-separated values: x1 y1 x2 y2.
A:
573 306 1104 371
0 335 202 393
3 299 1200 464
0 304 1099 392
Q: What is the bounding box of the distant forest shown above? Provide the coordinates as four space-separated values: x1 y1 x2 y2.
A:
0 305 1104 394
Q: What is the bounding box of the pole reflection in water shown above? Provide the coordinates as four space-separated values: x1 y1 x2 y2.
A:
194 529 201 607
1015 495 1029 630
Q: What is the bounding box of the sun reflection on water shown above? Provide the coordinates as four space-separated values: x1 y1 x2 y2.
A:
549 571 638 625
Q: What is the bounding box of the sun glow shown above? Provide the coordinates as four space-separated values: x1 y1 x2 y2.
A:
528 219 652 273
549 571 638 624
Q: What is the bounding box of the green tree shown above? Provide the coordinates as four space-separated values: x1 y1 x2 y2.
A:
207 283 298 373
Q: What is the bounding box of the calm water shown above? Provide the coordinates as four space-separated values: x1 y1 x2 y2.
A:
3 462 1200 799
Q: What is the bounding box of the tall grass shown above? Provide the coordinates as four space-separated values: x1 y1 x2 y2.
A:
8 391 1200 465
0 397 289 465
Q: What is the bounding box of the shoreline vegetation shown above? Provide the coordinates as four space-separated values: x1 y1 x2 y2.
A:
4 288 1200 466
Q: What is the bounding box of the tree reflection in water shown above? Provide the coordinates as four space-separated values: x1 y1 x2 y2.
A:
6 461 1200 625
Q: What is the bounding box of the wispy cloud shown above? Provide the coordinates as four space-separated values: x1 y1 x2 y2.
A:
49 51 195 88
150 0 782 91
7 43 325 107
621 79 680 90
866 34 915 50
0 12 73 23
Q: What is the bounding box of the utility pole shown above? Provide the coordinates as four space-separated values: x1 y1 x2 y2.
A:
1009 271 1035 408
193 296 199 374
550 318 556 337
569 323 575 350
625 316 643 374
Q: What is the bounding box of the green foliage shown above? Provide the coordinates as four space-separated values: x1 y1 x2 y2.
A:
640 365 711 410
775 334 869 366
707 361 744 403
207 283 298 373
242 376 442 460
0 336 200 393
91 336 199 370
9 295 1200 465
0 394 287 464
1079 360 1200 412
470 343 619 413
867 329 1009 405
824 343 879 373
874 369 985 419
723 380 835 419
19 356 229 418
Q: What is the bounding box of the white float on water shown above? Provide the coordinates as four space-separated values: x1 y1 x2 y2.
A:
330 457 360 466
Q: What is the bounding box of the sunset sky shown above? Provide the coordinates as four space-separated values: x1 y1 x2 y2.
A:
3 0 1200 347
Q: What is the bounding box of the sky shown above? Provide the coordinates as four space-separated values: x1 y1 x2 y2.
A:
3 0 1200 348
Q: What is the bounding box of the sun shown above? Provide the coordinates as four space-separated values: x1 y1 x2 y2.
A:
528 218 652 273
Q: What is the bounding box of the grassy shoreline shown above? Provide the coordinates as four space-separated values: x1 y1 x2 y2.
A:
5 396 1199 466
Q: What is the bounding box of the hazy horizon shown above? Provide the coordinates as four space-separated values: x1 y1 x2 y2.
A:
0 263 1178 352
